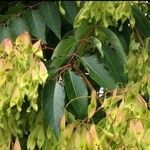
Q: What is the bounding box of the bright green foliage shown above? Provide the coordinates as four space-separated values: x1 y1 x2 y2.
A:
0 32 48 149
74 1 136 29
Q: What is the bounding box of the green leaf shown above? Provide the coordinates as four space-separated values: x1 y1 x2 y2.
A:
80 55 117 90
64 70 88 118
6 2 24 15
97 27 127 64
132 5 150 37
40 2 61 39
102 46 126 83
42 80 65 136
52 36 76 59
24 10 46 43
9 17 29 37
0 15 12 23
47 36 76 78
0 26 12 42
75 22 90 40
62 1 79 25
90 37 103 57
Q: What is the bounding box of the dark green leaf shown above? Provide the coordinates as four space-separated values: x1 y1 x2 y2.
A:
102 46 126 83
6 2 24 15
24 10 46 43
47 36 76 78
62 1 79 25
75 22 90 40
40 2 61 39
9 17 29 37
42 80 65 136
132 5 150 37
97 27 127 64
80 55 117 90
0 26 12 42
0 15 12 23
52 36 76 59
64 70 88 118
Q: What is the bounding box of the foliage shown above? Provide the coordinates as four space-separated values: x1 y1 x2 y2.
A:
0 1 150 149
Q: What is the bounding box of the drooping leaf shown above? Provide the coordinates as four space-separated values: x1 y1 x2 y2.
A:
0 26 12 42
96 27 127 64
80 55 117 90
132 5 150 38
102 45 126 83
42 80 65 136
10 17 29 37
64 70 88 118
62 1 79 25
40 2 61 39
24 10 46 43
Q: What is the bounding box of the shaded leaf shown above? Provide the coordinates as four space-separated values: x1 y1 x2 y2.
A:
6 2 24 15
132 5 150 37
0 26 12 42
0 15 12 23
10 17 29 37
97 27 127 64
42 80 65 136
80 55 117 90
24 10 46 43
62 1 79 25
102 46 126 83
40 2 61 39
64 70 88 118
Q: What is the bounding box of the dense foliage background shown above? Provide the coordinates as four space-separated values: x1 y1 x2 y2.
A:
0 1 150 149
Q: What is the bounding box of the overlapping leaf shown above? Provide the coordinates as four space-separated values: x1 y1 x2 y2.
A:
10 17 29 37
24 10 46 43
96 27 127 64
80 55 117 90
42 80 65 136
64 70 88 118
132 5 150 37
40 2 61 39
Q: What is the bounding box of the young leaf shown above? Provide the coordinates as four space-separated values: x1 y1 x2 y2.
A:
10 17 29 37
40 2 61 39
24 10 46 43
64 70 88 118
88 89 97 119
132 5 150 37
42 80 65 136
80 55 117 90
